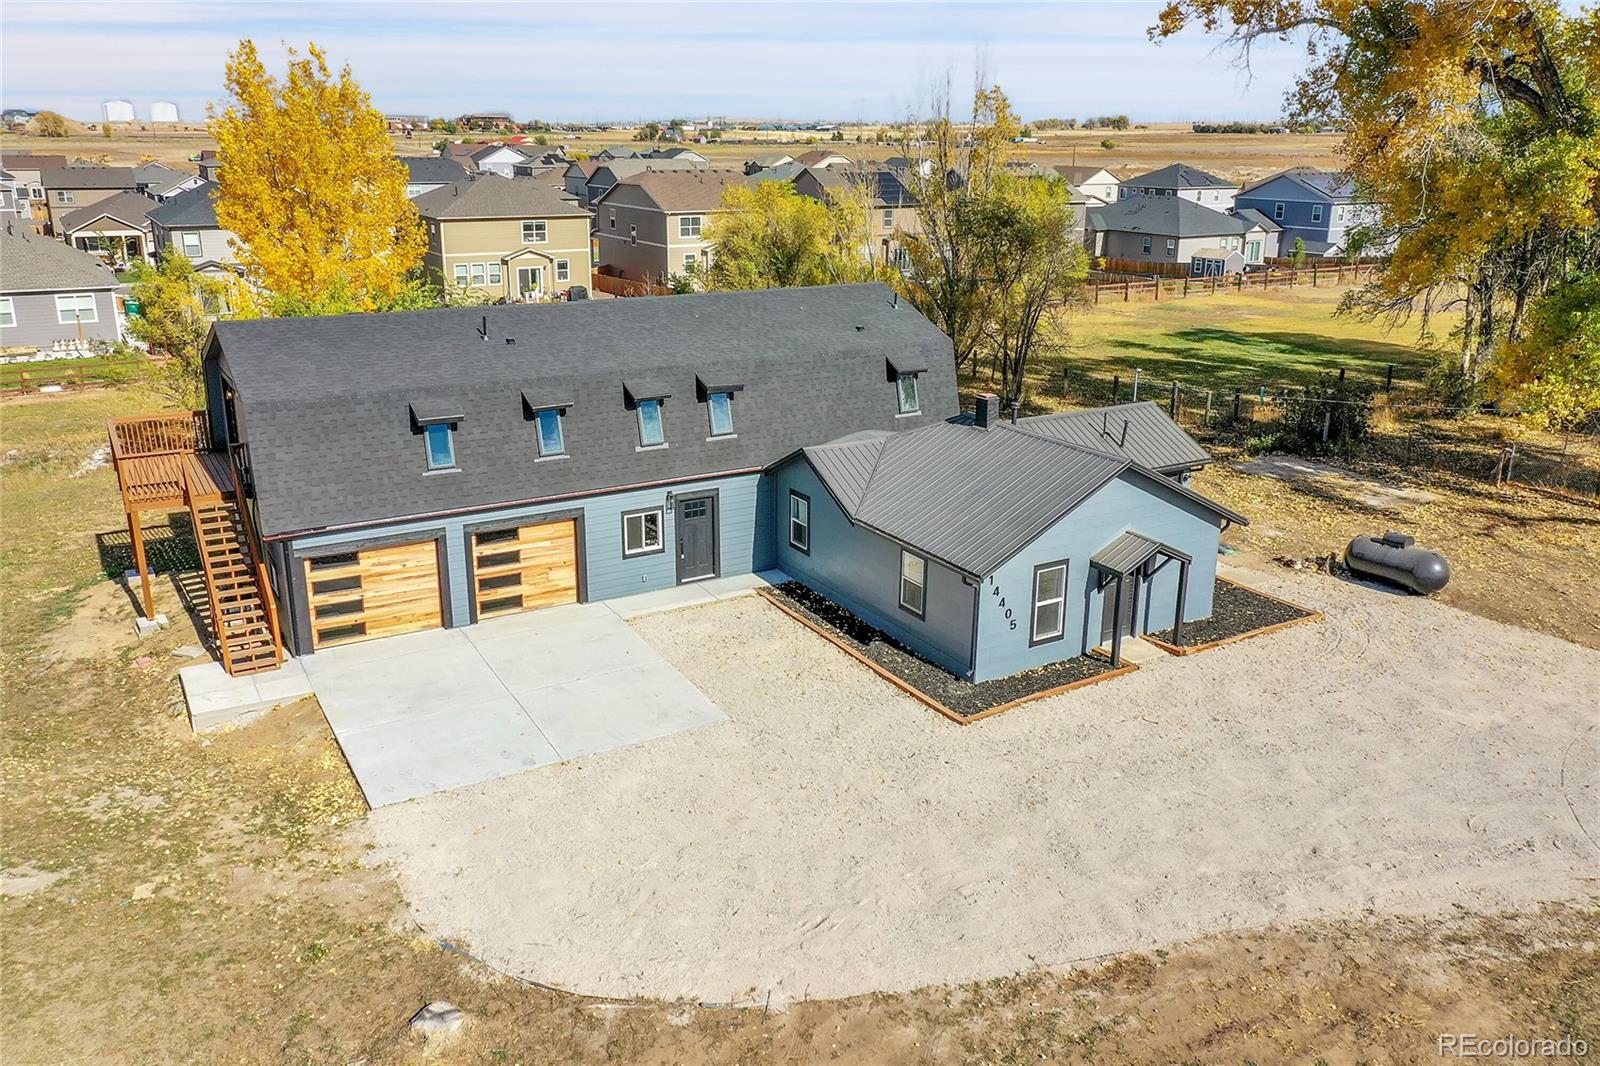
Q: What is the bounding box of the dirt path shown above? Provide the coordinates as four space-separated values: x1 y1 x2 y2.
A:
368 568 1600 1004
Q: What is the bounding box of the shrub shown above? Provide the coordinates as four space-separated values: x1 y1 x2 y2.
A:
1422 353 1484 415
1276 373 1375 454
1100 138 1116 150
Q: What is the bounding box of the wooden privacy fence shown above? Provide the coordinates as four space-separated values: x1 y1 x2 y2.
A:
591 274 672 298
1088 262 1379 304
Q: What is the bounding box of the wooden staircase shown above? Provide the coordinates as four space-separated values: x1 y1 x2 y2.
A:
192 496 282 676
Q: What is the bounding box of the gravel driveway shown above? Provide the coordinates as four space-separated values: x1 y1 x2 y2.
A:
367 566 1599 1004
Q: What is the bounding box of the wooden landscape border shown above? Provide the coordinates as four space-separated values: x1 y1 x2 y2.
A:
1141 577 1324 657
755 587 1138 726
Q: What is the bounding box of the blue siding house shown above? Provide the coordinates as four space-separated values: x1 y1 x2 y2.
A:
770 395 1246 680
1235 168 1385 257
203 284 958 657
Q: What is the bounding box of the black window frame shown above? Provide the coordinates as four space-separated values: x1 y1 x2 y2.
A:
787 490 810 554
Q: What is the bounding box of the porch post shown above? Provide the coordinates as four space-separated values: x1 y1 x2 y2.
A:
1109 573 1125 667
129 509 153 619
1172 557 1189 647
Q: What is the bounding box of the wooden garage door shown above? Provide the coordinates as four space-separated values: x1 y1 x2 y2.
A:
304 541 443 650
471 519 578 619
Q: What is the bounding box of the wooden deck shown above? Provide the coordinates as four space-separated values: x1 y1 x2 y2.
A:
118 450 234 510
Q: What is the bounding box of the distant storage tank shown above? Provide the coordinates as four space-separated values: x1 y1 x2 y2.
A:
1344 531 1451 594
151 101 180 123
103 100 135 123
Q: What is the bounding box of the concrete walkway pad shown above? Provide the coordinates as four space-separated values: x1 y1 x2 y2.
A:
303 603 726 807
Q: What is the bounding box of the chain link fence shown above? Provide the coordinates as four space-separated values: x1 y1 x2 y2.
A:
1052 365 1600 503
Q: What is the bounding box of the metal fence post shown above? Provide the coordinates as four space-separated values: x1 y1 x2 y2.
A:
1385 364 1394 392
1132 368 1141 402
1204 389 1213 427
1110 373 1119 403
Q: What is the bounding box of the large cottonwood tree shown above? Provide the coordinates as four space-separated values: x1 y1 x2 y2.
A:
208 40 425 312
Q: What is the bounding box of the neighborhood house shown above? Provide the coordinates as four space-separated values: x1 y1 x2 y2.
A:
414 173 592 300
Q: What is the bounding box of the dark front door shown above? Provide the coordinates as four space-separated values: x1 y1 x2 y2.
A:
1100 572 1140 644
675 494 717 583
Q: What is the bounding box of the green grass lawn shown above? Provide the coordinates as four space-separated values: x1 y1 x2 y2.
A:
1040 286 1456 400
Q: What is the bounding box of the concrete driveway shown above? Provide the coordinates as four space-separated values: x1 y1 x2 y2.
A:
303 602 726 806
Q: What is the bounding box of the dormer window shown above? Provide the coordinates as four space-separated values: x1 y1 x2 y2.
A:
636 398 664 447
707 391 733 437
424 423 455 470
522 219 547 244
535 408 564 457
896 373 920 415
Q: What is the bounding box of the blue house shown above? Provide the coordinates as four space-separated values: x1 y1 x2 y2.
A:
123 283 1244 685
1235 168 1385 258
193 284 958 658
769 395 1246 678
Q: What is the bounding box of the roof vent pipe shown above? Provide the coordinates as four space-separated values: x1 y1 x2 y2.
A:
478 315 488 341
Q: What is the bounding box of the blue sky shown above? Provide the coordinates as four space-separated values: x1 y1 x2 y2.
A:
1 2 1308 124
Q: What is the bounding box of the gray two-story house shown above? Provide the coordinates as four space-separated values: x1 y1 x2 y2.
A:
1087 197 1280 270
0 221 121 347
1236 168 1386 258
1118 164 1239 211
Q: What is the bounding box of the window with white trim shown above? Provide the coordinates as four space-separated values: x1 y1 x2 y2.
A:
180 231 202 257
629 224 637 246
1311 203 1324 223
555 259 570 282
1335 205 1345 222
486 262 503 286
682 251 697 270
54 293 97 324
470 262 486 286
706 390 733 436
1030 561 1067 644
1141 235 1152 255
1165 238 1177 257
56 190 75 204
622 508 663 556
678 215 702 238
882 208 893 228
608 210 616 230
898 550 926 617
0 296 14 328
534 407 564 457
787 491 809 552
636 397 665 447
453 264 469 287
522 219 547 243
1273 201 1285 220
896 372 920 414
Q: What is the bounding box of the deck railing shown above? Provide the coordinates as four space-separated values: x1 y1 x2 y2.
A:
108 411 209 460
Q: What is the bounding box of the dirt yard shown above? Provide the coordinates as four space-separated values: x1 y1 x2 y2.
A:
368 569 1598 1005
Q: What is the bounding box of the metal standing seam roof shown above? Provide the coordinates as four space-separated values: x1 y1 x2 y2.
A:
802 413 1246 580
1091 530 1187 574
207 282 958 538
1017 401 1215 472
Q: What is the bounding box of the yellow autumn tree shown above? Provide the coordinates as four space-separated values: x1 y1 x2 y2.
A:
208 40 424 311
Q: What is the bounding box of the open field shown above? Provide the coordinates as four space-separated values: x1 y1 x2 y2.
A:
2 121 1343 184
3 388 1597 1064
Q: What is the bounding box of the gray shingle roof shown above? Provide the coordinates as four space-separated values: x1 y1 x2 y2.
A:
0 223 119 293
60 190 156 232
1230 207 1282 232
1124 163 1236 190
599 170 753 213
400 156 469 183
41 166 136 190
147 180 220 228
413 173 586 219
1017 401 1213 471
804 165 917 208
802 411 1244 578
1241 166 1358 201
207 283 957 537
1087 197 1246 238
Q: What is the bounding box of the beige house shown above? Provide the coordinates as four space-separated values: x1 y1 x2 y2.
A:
793 164 921 270
40 166 136 235
414 174 591 300
1053 165 1120 205
592 170 752 283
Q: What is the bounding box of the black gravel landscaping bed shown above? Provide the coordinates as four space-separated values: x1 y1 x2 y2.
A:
765 580 1125 719
1145 578 1317 649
